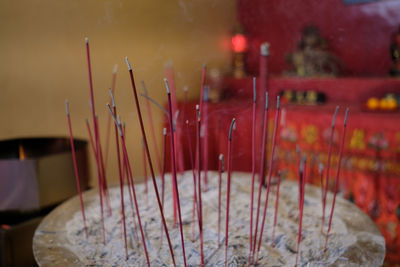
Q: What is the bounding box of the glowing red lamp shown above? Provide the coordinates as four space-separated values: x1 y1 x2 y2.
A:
232 33 247 53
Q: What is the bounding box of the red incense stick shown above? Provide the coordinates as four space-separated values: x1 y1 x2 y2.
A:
218 153 224 245
85 119 96 155
224 118 236 267
249 77 257 262
108 91 128 259
255 96 281 263
251 92 269 261
202 85 209 187
196 105 205 266
322 106 339 232
85 38 105 244
65 100 88 239
161 128 167 211
295 156 306 267
324 108 349 251
165 78 187 267
125 58 176 266
186 120 198 241
271 171 281 245
142 139 149 204
105 65 118 170
141 81 163 178
107 105 150 266
319 163 324 233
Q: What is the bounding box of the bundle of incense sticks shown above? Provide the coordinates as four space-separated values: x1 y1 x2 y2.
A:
65 39 354 266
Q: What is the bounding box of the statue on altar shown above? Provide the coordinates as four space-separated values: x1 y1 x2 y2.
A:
390 26 400 77
285 25 342 77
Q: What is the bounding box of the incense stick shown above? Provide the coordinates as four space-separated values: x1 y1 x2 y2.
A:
319 163 324 233
255 96 281 263
218 153 224 245
85 119 96 155
108 90 128 259
199 64 207 114
65 100 88 239
322 106 339 231
324 108 349 251
196 105 205 266
165 78 187 267
186 120 198 241
295 155 306 267
142 139 149 204
105 65 118 170
224 118 236 267
125 57 176 266
107 104 150 266
202 85 210 187
249 77 257 262
251 92 268 262
84 38 105 244
271 170 281 245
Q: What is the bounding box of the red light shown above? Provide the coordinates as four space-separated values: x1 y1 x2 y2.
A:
232 34 247 53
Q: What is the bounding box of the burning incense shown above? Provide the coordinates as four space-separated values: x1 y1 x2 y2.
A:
249 77 257 261
84 38 106 243
296 156 306 267
108 90 128 259
107 105 150 266
165 78 187 267
224 118 236 267
196 105 205 266
322 106 339 230
65 100 88 239
251 92 268 261
186 120 198 241
271 171 281 245
218 153 225 245
255 96 281 262
105 65 118 170
125 58 176 266
324 108 349 251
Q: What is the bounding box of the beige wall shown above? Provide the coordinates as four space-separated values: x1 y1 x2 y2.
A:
0 0 237 186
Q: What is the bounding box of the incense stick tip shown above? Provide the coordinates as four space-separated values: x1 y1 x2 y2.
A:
265 92 269 109
183 85 189 92
344 108 349 126
253 77 257 102
113 64 118 74
277 95 280 109
331 106 339 127
163 78 170 94
125 57 132 70
85 118 89 124
219 153 224 161
260 42 270 56
228 118 236 141
109 89 116 108
196 104 199 111
202 63 207 69
84 37 88 44
163 127 167 135
319 163 324 173
65 99 69 115
203 85 209 102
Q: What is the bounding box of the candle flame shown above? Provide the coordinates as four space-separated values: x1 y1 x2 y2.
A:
19 143 26 160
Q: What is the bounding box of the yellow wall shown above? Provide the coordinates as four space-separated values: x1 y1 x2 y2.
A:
0 0 237 186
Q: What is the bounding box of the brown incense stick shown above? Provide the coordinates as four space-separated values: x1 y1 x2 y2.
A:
322 106 339 230
255 96 281 263
125 58 176 266
107 105 150 266
224 118 236 267
196 105 205 266
65 100 88 239
108 90 128 259
324 108 349 251
251 92 268 262
218 153 225 245
165 78 187 267
249 77 257 262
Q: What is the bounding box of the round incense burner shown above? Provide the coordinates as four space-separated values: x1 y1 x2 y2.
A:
33 171 385 266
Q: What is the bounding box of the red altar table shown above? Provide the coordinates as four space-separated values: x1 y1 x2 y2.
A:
174 76 400 263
